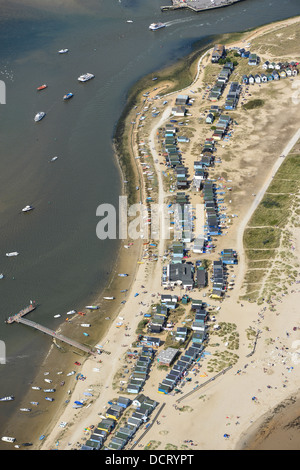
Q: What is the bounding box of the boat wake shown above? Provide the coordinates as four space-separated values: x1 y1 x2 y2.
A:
164 16 195 28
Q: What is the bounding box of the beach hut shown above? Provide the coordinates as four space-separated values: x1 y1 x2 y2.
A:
255 74 261 84
248 74 255 85
260 73 268 83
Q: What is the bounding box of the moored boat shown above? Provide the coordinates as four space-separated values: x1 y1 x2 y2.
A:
58 48 69 54
118 273 128 277
34 111 46 122
1 436 16 443
31 386 41 390
103 297 115 300
0 274 4 280
63 92 74 100
0 396 14 401
45 397 54 402
6 252 19 257
85 305 99 310
78 73 95 82
43 389 55 393
66 310 76 315
22 205 34 213
80 323 91 327
37 84 47 91
20 408 31 412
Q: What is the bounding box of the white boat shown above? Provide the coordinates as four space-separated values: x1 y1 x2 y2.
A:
0 274 4 280
30 402 39 406
80 324 91 327
85 305 99 310
127 20 133 23
6 252 19 257
149 22 166 31
66 310 76 315
78 73 95 82
31 387 41 390
43 389 55 393
54 314 61 318
103 297 115 300
1 436 16 443
34 111 46 122
58 48 69 54
22 205 34 213
118 273 128 277
20 408 31 412
44 379 52 383
0 396 14 401
66 371 75 376
50 156 58 162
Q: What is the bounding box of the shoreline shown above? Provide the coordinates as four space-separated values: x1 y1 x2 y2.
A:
40 15 300 450
236 391 300 450
2 14 300 450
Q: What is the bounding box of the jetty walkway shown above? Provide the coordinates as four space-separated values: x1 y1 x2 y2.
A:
6 302 95 355
14 316 95 356
161 0 245 13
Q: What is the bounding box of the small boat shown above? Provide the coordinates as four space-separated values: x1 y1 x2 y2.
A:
20 408 31 412
85 306 99 310
1 436 16 443
34 111 46 122
30 402 39 406
54 314 61 318
66 310 76 315
118 273 128 277
22 205 34 213
58 49 69 54
0 396 14 401
127 20 133 23
103 297 115 300
43 389 55 393
149 22 166 31
78 312 86 316
37 84 47 91
80 323 91 327
6 252 19 257
83 332 89 337
78 73 95 82
45 397 54 402
44 379 52 383
63 92 74 100
31 386 41 390
0 274 4 280
66 371 75 376
120 289 128 293
50 156 58 162
39 435 45 440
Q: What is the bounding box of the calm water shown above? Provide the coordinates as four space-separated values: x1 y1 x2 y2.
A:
0 0 299 442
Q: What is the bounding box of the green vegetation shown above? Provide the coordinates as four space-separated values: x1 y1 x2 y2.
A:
243 150 300 301
242 99 265 110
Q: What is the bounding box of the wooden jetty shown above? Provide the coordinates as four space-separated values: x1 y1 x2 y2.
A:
6 301 36 324
6 302 96 356
161 0 246 13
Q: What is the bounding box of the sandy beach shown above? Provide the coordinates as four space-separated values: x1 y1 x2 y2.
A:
28 16 300 451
